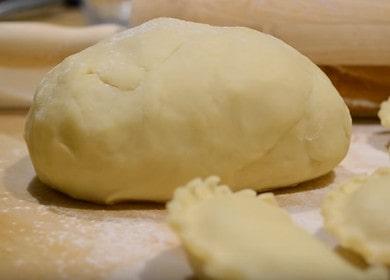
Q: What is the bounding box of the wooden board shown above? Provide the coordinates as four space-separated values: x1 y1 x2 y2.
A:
0 110 389 279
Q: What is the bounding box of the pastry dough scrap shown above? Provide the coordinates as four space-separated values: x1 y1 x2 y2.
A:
378 97 390 128
167 177 385 280
322 168 390 265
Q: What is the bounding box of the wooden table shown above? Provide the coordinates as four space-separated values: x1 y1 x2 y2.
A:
0 110 388 279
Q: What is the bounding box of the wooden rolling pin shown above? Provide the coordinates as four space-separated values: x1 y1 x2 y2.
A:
131 0 390 66
131 0 390 116
0 23 122 107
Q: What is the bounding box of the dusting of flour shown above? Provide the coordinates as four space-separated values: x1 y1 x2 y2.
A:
0 139 184 279
1 120 389 279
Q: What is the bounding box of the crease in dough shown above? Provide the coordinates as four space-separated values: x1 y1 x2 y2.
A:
322 167 390 265
167 176 386 280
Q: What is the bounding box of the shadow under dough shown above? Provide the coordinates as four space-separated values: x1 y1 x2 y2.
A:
314 228 371 270
352 117 379 125
3 155 163 211
273 171 336 196
139 246 194 280
334 246 370 270
367 130 390 153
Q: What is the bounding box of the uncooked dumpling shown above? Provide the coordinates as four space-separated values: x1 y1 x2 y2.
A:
322 168 390 265
167 177 385 280
25 18 351 203
378 97 390 128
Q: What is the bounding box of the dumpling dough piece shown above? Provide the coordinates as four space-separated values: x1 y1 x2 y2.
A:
167 177 385 280
378 97 390 128
322 168 390 265
25 17 352 203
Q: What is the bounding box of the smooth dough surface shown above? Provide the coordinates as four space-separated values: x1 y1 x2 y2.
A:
378 97 390 128
322 168 390 265
167 177 385 280
25 17 351 203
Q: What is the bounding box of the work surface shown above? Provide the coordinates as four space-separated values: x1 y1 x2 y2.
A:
0 110 389 279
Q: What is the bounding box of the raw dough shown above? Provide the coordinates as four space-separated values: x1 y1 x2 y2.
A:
378 97 390 128
25 18 351 203
322 168 390 265
167 176 385 280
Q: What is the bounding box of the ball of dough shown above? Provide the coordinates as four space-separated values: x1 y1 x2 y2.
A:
25 18 351 203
